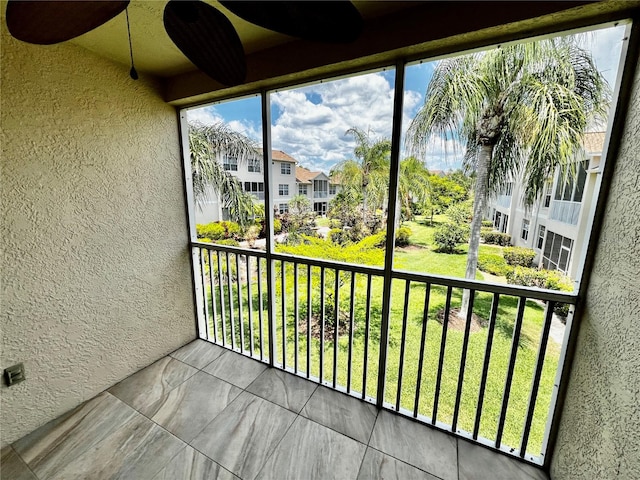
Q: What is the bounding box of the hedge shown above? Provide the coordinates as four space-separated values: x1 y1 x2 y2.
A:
481 231 512 246
477 253 512 277
503 247 535 267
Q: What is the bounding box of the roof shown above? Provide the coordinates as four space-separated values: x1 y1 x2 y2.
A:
272 150 297 163
582 132 605 154
295 166 320 184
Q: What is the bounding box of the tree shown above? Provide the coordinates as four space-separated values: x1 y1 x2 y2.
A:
407 36 608 314
398 156 432 221
189 122 259 226
333 127 391 223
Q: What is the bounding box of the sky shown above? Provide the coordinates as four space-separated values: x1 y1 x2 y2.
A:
186 23 627 174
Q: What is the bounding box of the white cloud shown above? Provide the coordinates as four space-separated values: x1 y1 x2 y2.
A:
185 106 222 125
587 24 627 87
270 72 422 173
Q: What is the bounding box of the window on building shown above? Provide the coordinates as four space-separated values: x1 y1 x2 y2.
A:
501 214 509 233
281 163 291 174
223 156 238 171
279 203 289 214
521 219 530 241
554 161 588 202
537 225 546 250
298 184 308 195
279 184 289 196
494 211 502 230
329 184 337 195
542 231 573 273
247 158 261 173
244 182 264 198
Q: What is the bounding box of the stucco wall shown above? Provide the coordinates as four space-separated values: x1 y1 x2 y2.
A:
1 26 196 445
550 47 640 478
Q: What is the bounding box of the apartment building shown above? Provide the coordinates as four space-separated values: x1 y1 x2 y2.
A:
195 151 339 223
486 132 605 281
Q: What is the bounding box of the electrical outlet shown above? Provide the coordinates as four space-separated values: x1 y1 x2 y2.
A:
4 363 25 386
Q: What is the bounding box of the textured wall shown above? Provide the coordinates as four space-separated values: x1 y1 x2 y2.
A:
1 26 196 445
550 47 640 477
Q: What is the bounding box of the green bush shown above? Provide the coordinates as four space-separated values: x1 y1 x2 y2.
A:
482 220 494 228
507 267 574 316
196 222 225 240
445 200 473 224
481 231 512 246
328 228 350 245
329 219 342 229
213 238 240 247
220 221 242 239
477 253 512 276
433 222 468 253
273 218 282 234
395 226 412 247
503 247 536 267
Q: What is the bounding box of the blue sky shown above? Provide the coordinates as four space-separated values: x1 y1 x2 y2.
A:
186 24 626 174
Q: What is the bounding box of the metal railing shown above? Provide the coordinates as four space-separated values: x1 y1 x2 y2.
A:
549 200 581 225
191 241 577 466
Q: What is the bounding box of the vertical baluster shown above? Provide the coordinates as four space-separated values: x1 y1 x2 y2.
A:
236 253 244 354
306 264 312 379
414 283 431 417
332 269 340 389
247 255 254 356
452 290 476 432
495 296 526 448
226 252 235 350
294 263 299 374
281 260 286 368
347 272 356 393
473 293 500 439
208 250 218 343
519 300 555 457
319 267 325 383
396 280 411 411
200 248 210 341
217 252 226 347
257 258 264 361
362 274 372 399
432 286 453 424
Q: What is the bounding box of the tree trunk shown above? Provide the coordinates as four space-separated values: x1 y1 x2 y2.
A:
460 143 493 318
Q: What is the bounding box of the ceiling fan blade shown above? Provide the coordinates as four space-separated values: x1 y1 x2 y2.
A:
6 0 129 45
164 0 246 87
219 1 363 44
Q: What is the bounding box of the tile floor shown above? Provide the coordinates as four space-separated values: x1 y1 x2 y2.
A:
2 340 549 480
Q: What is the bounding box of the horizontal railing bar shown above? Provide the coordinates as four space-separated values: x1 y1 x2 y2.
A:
192 243 577 303
391 269 577 303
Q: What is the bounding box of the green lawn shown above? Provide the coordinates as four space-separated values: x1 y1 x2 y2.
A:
200 219 559 458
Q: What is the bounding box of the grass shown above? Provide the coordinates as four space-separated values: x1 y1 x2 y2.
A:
199 216 560 458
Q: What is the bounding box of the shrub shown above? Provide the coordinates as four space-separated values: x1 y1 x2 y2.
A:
395 226 412 247
245 225 260 247
433 222 468 253
507 267 574 316
196 222 225 240
482 231 512 246
329 219 342 229
220 221 242 239
213 238 240 247
273 218 282 234
328 228 350 245
482 220 494 228
445 200 473 224
503 247 536 267
477 253 512 276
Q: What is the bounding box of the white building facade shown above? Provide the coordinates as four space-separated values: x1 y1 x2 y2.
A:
195 150 340 224
485 132 605 281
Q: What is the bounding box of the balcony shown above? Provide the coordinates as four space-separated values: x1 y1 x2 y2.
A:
5 339 548 479
549 201 581 225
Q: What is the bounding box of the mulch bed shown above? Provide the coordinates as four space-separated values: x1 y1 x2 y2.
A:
297 316 350 341
436 307 485 332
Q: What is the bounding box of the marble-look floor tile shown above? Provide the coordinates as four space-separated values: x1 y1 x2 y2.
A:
256 416 366 480
47 411 185 480
369 411 458 480
357 448 439 480
191 391 296 480
246 368 317 413
13 392 137 479
458 440 548 480
109 356 198 411
170 339 226 369
0 446 37 480
203 351 267 389
140 371 242 443
301 386 377 443
152 446 239 480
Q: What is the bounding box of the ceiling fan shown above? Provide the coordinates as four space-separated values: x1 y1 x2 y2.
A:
5 0 363 87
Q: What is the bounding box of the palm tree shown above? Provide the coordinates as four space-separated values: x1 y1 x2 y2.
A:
189 122 259 226
407 36 608 313
333 127 392 223
398 156 432 221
